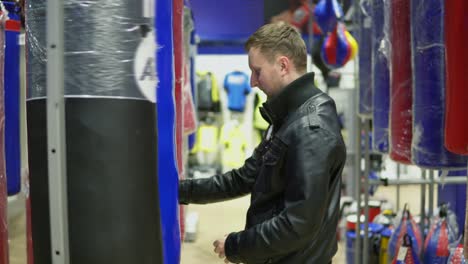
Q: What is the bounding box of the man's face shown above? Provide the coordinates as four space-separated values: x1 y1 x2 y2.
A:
248 47 283 98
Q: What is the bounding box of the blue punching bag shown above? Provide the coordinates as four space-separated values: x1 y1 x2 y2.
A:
156 0 182 263
3 2 21 196
410 0 467 168
358 0 372 118
371 0 390 153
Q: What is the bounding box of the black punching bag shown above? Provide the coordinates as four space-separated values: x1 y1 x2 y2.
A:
25 0 162 263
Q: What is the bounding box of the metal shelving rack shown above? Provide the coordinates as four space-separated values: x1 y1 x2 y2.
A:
351 2 468 264
46 0 70 262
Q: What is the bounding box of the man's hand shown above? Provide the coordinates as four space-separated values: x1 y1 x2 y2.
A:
213 236 231 263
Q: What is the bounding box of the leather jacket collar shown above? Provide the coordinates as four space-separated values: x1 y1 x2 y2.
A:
260 72 322 127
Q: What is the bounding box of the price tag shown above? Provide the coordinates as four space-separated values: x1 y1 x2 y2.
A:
397 246 408 261
19 33 25 46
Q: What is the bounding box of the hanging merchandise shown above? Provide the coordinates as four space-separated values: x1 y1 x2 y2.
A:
286 0 323 36
388 0 413 164
321 22 358 69
357 0 372 118
411 0 467 169
379 228 393 264
0 8 9 264
253 91 268 140
423 205 458 264
193 118 219 167
391 234 421 264
448 243 466 264
183 68 197 135
371 0 390 154
184 1 197 151
196 71 220 112
220 119 248 170
438 170 467 235
156 0 181 262
224 71 251 112
314 0 343 34
182 4 196 136
3 1 21 196
388 205 423 261
26 0 163 263
444 0 468 155
173 0 186 243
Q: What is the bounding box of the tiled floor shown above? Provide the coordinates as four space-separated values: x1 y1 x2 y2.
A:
6 185 433 264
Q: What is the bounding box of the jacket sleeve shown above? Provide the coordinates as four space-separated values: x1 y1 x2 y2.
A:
178 142 265 204
225 127 345 263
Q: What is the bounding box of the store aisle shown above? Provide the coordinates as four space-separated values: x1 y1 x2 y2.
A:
180 195 346 264
5 185 432 264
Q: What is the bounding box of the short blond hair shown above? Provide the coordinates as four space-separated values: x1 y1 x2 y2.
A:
245 22 307 73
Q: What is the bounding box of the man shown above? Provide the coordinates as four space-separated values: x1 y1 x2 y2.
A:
179 22 346 264
270 0 342 88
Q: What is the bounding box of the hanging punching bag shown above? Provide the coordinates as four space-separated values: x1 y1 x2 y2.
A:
314 0 343 34
371 0 390 153
156 0 182 262
411 0 467 168
3 1 21 196
26 0 163 263
0 12 9 264
389 0 412 164
358 0 372 118
321 22 358 69
173 0 186 242
444 0 468 155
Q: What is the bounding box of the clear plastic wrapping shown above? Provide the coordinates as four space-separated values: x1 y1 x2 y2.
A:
358 0 372 118
423 215 457 263
410 0 467 169
26 0 156 100
371 0 390 153
387 0 413 164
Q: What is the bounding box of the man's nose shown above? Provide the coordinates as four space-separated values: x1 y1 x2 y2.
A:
250 75 258 88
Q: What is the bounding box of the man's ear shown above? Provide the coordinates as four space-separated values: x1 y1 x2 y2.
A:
277 56 291 75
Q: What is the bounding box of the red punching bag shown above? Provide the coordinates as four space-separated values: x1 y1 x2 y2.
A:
444 0 468 155
173 0 185 241
389 0 413 164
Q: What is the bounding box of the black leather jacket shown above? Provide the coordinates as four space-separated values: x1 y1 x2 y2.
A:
179 72 346 264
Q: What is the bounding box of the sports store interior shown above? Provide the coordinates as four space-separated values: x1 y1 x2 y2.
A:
0 0 467 263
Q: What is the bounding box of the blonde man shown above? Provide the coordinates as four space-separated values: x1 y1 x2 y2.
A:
179 22 346 264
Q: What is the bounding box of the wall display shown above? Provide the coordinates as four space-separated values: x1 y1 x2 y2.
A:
224 71 251 112
220 119 248 170
411 0 467 168
196 71 220 112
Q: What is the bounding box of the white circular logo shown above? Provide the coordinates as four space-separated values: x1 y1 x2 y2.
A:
134 30 158 103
